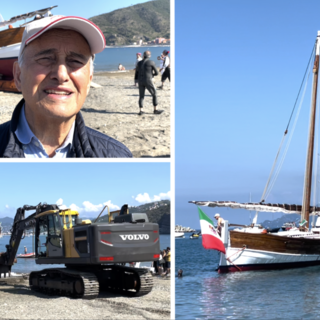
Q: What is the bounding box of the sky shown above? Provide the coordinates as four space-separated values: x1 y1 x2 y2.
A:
0 162 170 219
0 0 151 26
175 0 320 228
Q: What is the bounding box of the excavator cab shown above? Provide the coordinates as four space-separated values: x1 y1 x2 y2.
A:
35 209 85 258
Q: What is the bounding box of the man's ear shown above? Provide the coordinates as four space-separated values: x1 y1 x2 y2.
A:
13 61 22 92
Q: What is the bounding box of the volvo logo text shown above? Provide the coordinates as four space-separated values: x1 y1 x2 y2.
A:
119 234 150 240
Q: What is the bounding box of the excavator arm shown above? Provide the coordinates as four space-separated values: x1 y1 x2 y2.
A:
0 203 56 274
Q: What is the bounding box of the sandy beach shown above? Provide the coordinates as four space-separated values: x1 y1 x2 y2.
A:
0 273 171 319
0 70 170 158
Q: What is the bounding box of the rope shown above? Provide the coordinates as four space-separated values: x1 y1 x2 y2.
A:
265 60 313 200
225 246 246 271
260 44 316 204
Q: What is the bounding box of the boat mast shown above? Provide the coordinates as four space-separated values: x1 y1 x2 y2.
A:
301 31 320 228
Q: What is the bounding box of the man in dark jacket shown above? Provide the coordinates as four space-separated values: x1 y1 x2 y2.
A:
136 51 163 116
2 15 132 158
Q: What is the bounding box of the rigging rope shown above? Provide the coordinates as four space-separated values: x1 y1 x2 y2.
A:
259 43 316 204
265 58 313 201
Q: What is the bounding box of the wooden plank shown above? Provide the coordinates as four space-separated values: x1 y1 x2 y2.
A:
0 27 24 47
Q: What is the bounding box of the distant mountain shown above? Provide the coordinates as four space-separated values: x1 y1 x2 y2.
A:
89 0 170 45
96 200 170 234
260 214 301 229
0 217 14 226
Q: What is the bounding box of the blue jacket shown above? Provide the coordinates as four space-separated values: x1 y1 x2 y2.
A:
0 99 132 158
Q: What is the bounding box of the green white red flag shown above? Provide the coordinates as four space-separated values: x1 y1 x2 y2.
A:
198 207 226 254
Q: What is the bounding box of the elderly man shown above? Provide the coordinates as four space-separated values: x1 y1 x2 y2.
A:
0 15 132 158
214 213 224 236
136 51 163 116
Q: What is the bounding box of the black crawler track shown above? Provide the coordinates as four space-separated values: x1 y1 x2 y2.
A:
29 266 153 299
29 268 99 299
105 265 153 297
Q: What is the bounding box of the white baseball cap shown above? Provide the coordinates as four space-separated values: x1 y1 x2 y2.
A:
19 15 106 58
214 213 220 217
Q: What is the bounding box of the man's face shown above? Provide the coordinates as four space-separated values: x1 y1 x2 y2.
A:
13 28 93 122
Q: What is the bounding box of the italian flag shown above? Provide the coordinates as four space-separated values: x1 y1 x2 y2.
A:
198 207 226 254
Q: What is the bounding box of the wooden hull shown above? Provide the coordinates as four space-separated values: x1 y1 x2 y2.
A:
0 27 24 47
230 230 320 255
218 230 320 273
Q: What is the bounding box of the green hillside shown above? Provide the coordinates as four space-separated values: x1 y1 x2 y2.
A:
89 0 170 45
96 200 170 234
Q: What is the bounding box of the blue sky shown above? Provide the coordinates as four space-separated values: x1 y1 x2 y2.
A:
0 163 170 219
0 0 151 26
176 0 320 228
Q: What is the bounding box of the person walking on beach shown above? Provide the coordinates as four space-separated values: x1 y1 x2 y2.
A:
214 213 224 236
136 51 163 115
0 15 132 158
134 52 142 86
158 50 170 90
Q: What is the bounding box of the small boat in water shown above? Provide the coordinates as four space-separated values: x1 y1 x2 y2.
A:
17 252 35 258
190 232 200 239
175 232 185 238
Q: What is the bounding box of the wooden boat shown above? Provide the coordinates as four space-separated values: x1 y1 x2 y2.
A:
190 31 320 273
16 252 35 258
0 6 57 92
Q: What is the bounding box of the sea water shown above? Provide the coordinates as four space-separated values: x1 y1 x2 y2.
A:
0 234 170 274
94 46 170 72
176 234 320 319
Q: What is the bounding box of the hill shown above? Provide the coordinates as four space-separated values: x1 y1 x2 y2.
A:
97 200 170 234
89 0 170 45
260 214 301 229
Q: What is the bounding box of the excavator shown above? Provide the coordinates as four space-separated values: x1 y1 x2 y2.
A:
0 202 160 299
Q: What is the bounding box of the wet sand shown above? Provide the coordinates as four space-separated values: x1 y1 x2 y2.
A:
0 70 171 158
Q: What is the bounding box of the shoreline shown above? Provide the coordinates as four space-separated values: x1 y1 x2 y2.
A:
105 45 170 48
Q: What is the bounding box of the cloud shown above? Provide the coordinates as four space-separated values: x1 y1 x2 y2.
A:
135 193 152 203
135 191 171 204
0 205 17 218
56 199 120 218
153 191 171 201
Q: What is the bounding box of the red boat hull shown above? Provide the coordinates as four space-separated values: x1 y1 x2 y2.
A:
0 57 17 79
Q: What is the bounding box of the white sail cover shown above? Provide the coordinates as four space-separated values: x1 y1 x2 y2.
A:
0 6 57 28
189 201 320 215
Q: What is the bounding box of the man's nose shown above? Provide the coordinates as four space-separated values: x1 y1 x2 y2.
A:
50 62 69 83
